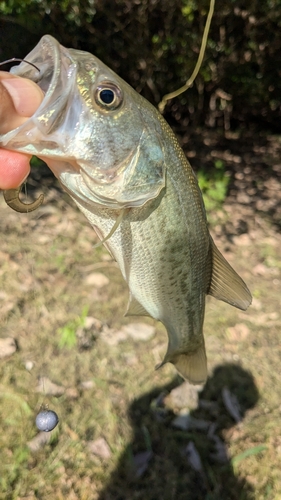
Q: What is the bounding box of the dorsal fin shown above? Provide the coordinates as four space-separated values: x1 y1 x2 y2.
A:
125 293 150 317
208 238 252 311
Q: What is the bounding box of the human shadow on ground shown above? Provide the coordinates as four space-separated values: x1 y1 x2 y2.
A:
99 363 259 500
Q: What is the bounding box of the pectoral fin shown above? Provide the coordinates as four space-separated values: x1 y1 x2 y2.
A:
208 238 252 311
125 293 150 317
156 342 208 385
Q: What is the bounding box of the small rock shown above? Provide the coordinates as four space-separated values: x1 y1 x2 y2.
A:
36 377 65 396
87 437 111 460
25 360 34 371
80 380 95 390
122 323 155 341
84 272 109 288
0 337 17 359
84 316 103 330
165 381 201 411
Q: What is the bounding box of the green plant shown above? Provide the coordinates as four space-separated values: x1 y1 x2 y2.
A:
197 159 229 211
57 305 89 349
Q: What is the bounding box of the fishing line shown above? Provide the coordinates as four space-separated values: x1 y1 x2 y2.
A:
35 376 59 433
0 55 57 428
0 58 40 72
158 0 215 113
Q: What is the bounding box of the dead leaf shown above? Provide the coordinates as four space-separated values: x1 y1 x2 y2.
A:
84 272 109 287
226 323 250 341
172 412 191 430
222 387 242 422
210 434 229 463
87 437 111 460
133 450 153 478
35 377 65 396
100 326 128 346
65 387 79 399
185 441 204 473
27 431 52 452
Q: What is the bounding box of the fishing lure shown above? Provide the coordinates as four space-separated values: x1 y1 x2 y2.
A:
3 186 44 212
35 408 59 432
0 58 44 212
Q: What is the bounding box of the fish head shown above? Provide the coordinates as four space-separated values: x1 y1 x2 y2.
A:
0 35 166 208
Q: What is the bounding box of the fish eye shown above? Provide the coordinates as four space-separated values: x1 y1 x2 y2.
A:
95 82 123 110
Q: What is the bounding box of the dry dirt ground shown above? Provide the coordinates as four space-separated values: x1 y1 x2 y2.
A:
0 129 280 500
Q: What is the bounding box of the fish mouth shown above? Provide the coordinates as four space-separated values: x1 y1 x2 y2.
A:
0 35 97 184
0 35 166 209
6 35 77 143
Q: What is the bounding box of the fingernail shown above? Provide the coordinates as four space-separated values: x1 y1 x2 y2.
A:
2 77 44 116
2 79 22 111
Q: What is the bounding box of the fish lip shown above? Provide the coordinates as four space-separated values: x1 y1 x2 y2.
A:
11 35 62 119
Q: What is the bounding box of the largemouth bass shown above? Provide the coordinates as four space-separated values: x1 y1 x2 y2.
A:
0 36 251 384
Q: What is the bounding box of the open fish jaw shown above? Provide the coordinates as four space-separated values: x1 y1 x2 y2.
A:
0 35 166 209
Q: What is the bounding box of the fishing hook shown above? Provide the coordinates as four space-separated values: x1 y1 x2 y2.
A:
3 187 44 213
1 57 43 212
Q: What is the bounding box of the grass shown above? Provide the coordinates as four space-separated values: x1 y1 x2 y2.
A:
0 171 281 499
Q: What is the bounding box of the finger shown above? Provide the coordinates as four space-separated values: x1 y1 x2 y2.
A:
0 149 31 189
0 72 44 133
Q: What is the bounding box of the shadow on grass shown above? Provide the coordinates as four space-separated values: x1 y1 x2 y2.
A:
99 363 259 500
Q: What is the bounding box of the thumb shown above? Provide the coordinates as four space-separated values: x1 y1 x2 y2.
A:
0 73 44 189
0 72 44 133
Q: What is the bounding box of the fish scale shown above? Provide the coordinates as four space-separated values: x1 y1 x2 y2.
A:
0 35 252 384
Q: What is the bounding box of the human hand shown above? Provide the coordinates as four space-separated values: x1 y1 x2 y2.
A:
0 72 44 189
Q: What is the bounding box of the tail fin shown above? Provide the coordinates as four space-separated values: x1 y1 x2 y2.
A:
157 342 207 385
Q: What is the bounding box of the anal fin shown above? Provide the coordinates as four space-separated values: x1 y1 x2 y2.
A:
208 238 252 311
125 293 150 317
